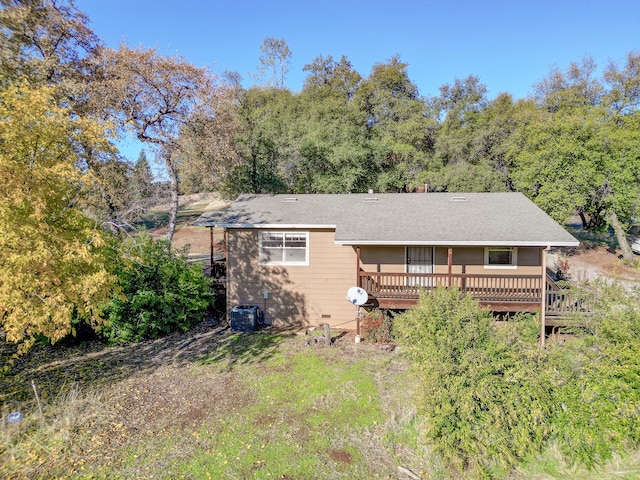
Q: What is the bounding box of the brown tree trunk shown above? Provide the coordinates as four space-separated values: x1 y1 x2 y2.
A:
608 209 635 264
165 153 179 243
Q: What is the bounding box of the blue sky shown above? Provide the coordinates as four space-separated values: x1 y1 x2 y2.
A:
75 0 639 162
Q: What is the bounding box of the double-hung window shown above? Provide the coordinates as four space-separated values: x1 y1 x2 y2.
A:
484 247 517 269
259 231 309 265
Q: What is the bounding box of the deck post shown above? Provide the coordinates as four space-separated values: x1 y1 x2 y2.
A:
540 247 549 348
356 247 361 288
461 264 466 292
209 227 214 271
447 248 453 287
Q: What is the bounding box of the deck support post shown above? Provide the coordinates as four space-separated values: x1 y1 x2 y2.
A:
540 246 549 348
447 248 453 287
356 247 361 288
209 227 214 271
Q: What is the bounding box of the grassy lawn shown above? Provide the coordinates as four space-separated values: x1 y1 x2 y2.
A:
4 329 640 479
0 330 440 480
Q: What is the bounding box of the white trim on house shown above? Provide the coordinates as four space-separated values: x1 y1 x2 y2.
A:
215 224 336 229
334 240 575 247
484 247 518 269
258 231 310 266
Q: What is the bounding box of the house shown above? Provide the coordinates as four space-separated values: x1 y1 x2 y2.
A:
194 192 579 332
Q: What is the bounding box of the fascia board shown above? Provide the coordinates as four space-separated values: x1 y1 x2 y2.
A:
202 223 337 229
334 240 580 247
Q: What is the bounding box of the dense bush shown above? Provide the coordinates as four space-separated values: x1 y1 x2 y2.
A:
546 283 640 468
395 284 640 478
361 309 394 343
394 287 552 478
101 235 214 344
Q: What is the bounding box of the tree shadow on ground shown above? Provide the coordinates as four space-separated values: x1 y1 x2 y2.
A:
0 324 289 409
197 329 293 372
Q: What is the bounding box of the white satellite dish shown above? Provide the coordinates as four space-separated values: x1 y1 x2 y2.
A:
346 286 368 306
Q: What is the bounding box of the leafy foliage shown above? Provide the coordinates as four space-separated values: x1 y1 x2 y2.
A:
0 81 116 354
361 309 394 343
396 284 640 477
101 235 214 344
547 283 640 468
395 287 552 477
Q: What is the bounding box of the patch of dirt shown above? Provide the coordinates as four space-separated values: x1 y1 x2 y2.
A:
329 449 353 464
550 245 640 287
148 195 228 257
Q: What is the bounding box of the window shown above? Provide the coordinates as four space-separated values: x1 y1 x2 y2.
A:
484 247 517 268
259 231 309 265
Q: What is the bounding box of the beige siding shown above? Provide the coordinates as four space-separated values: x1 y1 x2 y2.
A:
226 235 546 329
227 229 358 329
358 246 543 276
360 247 405 273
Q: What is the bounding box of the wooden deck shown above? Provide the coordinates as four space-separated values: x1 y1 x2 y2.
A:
358 271 591 316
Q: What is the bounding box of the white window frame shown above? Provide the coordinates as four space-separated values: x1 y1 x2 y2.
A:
259 231 309 266
484 247 517 269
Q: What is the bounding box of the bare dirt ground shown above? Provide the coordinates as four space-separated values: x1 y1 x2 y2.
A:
549 244 640 290
149 195 229 259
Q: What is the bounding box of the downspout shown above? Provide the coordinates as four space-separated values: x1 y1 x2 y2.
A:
540 246 550 348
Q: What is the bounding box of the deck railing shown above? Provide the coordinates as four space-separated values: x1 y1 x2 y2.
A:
358 272 543 303
357 271 593 315
545 290 591 315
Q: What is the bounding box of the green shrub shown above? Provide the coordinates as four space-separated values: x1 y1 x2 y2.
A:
394 287 552 478
101 235 214 344
547 283 640 468
361 308 394 343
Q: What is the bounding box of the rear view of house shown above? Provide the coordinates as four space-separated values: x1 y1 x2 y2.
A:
195 192 579 330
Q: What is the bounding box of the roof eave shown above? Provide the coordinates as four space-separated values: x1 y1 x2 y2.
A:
334 240 580 247
194 223 337 229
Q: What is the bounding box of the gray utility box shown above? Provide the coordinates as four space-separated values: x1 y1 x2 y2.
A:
230 305 262 332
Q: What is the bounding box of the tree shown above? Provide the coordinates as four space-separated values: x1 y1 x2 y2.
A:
0 0 100 95
515 53 640 263
355 55 436 192
296 55 371 193
256 37 291 89
0 82 116 353
429 75 501 192
133 149 155 200
222 85 294 196
533 56 602 113
603 50 640 115
175 90 240 194
87 45 227 240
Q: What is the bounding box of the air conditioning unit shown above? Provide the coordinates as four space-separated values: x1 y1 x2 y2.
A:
230 305 263 332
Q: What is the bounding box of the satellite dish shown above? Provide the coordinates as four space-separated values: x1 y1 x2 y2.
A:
346 286 368 306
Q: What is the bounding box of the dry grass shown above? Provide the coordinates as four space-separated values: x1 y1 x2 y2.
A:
1 330 434 479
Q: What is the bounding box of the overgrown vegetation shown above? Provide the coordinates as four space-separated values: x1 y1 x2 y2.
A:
4 285 640 479
361 308 394 343
100 234 214 344
394 285 640 478
0 333 432 480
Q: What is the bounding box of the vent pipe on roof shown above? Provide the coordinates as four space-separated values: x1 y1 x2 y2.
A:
450 196 467 202
283 197 298 202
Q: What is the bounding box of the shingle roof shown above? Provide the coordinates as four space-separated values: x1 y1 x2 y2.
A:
194 193 579 247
